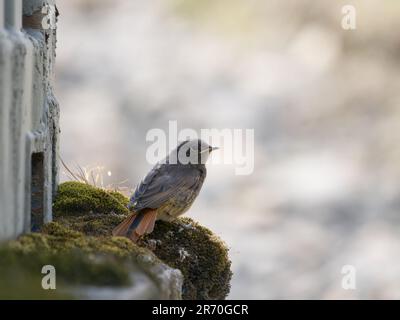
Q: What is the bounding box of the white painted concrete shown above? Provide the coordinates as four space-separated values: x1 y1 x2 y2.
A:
0 0 59 241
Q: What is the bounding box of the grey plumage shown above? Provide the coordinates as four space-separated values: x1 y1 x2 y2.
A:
113 139 217 241
128 139 211 221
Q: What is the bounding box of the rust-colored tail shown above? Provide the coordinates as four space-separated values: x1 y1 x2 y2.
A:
112 209 157 242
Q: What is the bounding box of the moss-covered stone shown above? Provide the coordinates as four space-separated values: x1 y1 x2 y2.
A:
52 182 232 299
0 231 132 299
4 223 139 286
0 181 231 299
141 217 232 300
51 209 233 299
0 245 72 299
54 214 125 237
0 221 182 299
53 181 129 217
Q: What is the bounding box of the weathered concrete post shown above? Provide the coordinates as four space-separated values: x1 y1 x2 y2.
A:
0 0 59 241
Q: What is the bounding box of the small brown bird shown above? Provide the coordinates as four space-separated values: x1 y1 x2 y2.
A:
112 139 217 242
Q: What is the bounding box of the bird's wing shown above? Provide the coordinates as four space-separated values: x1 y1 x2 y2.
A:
129 164 204 211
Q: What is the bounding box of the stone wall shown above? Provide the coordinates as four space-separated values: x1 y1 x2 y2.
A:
0 0 59 241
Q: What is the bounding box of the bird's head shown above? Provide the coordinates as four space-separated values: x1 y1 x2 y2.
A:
169 139 218 165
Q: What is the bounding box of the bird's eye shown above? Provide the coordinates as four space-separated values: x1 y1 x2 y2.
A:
186 148 191 157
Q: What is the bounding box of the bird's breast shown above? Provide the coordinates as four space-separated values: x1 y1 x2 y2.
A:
156 182 203 221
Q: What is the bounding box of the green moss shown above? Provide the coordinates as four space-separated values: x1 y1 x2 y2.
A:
3 223 136 287
38 222 151 259
0 242 129 299
0 221 170 299
141 217 232 300
0 246 71 299
54 214 125 237
53 182 129 217
41 220 158 263
108 190 130 206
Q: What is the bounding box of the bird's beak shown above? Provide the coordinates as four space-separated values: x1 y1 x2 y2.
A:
201 146 219 154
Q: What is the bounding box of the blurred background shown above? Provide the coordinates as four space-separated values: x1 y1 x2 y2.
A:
56 0 400 299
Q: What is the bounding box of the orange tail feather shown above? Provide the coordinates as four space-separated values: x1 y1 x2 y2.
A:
112 212 137 237
112 209 157 242
135 210 157 236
